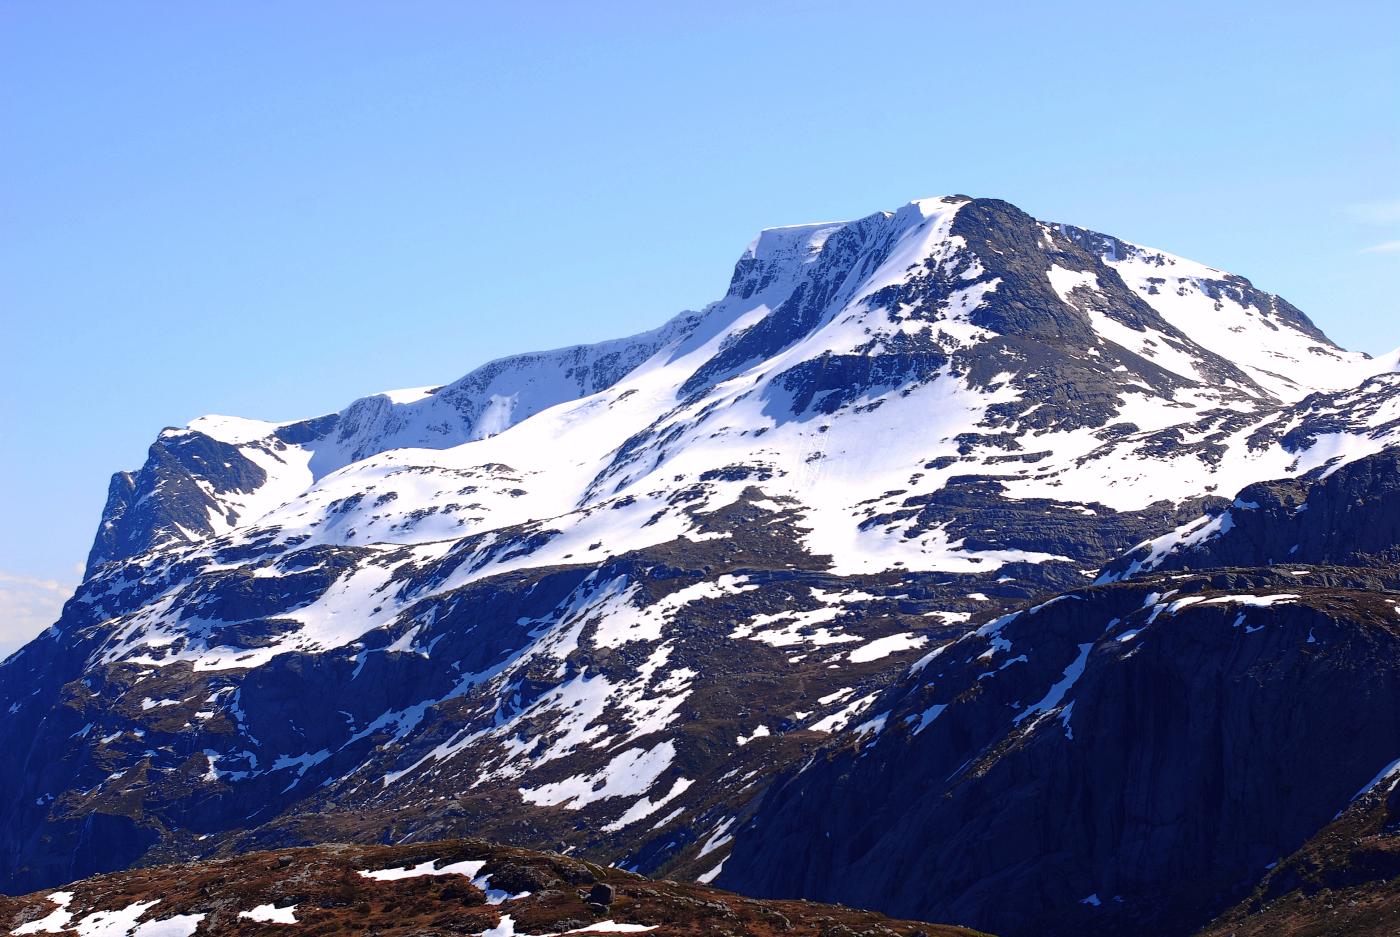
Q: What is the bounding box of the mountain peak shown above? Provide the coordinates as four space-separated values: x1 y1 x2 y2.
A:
85 193 1394 577
740 195 972 263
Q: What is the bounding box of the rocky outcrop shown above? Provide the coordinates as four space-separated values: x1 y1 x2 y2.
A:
721 573 1400 937
1196 757 1400 936
0 839 986 937
1105 443 1400 581
724 441 1400 936
85 431 274 574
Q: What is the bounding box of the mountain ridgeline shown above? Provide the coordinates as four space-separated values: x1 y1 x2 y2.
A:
5 195 1400 937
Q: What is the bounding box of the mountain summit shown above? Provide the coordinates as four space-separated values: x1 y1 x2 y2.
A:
5 196 1400 936
84 196 1396 581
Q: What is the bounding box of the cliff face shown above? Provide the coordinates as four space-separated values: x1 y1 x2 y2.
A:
724 446 1400 936
723 563 1400 936
1104 439 1400 580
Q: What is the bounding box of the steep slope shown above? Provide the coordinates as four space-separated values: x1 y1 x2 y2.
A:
1102 395 1400 579
721 569 1400 937
1196 762 1400 937
0 839 985 937
83 197 1397 582
3 195 1398 903
722 447 1400 937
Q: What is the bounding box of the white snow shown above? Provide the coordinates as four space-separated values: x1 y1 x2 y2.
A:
184 414 286 445
17 897 206 937
1200 594 1300 608
1015 643 1093 731
519 741 675 809
238 904 298 924
477 915 519 937
359 858 488 881
12 892 73 934
377 385 438 405
602 776 693 832
697 817 736 858
1350 755 1400 803
697 860 726 884
744 221 847 262
910 703 946 735
473 915 657 937
1098 238 1387 401
848 632 928 663
1101 511 1235 582
564 923 656 934
472 872 532 906
125 914 205 937
809 692 880 733
736 725 770 746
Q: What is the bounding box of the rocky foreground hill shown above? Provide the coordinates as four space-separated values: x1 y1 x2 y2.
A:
0 840 983 936
4 194 1400 936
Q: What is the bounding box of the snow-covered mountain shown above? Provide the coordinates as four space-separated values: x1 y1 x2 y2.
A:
82 197 1399 583
85 314 700 574
4 195 1400 935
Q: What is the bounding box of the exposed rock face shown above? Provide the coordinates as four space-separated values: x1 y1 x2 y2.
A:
721 570 1400 936
3 193 1400 937
0 840 985 937
1197 761 1400 937
723 451 1400 936
86 431 275 574
1105 444 1400 579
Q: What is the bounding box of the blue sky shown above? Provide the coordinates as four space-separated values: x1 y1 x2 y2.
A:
2 1 1397 653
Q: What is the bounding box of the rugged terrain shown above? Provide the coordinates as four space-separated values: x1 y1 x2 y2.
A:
723 445 1400 936
1196 765 1400 937
3 194 1400 935
0 840 982 936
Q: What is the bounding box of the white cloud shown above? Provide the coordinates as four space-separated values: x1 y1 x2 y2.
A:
0 571 74 660
1361 240 1400 255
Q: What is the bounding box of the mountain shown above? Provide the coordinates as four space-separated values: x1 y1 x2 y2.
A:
717 442 1400 936
3 195 1399 934
720 498 1400 935
1102 419 1400 580
84 317 700 575
1196 753 1400 937
0 840 984 937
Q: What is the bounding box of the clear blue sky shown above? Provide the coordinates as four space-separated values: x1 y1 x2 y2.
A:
2 1 1397 651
